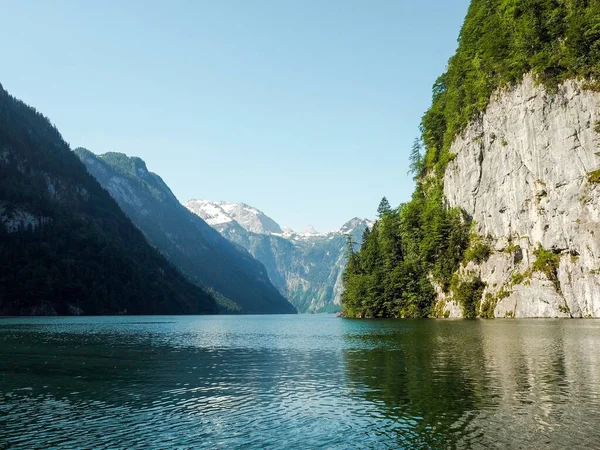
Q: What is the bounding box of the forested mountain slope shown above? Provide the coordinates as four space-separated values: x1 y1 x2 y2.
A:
0 84 217 315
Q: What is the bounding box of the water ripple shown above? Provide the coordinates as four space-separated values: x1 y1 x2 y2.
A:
1 316 600 449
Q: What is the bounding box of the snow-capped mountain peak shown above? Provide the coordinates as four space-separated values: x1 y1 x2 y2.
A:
185 200 282 235
186 200 375 243
185 199 374 313
339 217 375 234
185 200 233 226
303 225 319 235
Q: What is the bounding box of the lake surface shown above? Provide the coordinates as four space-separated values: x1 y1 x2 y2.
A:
1 316 600 449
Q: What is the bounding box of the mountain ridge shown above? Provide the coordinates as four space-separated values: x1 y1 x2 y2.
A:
185 199 373 313
76 149 297 315
187 199 372 237
0 85 218 315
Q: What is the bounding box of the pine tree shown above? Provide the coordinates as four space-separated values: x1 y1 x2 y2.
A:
345 234 355 259
408 138 424 180
361 227 371 250
377 197 391 217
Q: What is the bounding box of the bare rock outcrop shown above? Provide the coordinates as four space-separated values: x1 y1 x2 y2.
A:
441 76 600 317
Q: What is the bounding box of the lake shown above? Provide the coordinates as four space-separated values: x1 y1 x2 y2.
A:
1 315 599 449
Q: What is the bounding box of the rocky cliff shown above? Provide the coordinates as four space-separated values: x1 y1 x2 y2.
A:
440 76 600 318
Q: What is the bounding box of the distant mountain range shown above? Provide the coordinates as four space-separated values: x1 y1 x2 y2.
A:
0 81 368 316
75 150 296 315
186 200 373 313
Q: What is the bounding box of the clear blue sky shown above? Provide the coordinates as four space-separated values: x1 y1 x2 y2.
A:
1 0 470 232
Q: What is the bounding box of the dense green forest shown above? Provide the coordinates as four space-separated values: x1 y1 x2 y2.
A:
0 84 218 315
342 0 600 318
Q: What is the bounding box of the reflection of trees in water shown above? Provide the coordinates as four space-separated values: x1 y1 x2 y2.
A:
343 320 600 449
3 320 600 448
343 320 491 448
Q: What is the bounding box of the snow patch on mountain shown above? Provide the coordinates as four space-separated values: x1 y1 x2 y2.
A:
186 200 233 226
185 199 374 312
186 200 282 235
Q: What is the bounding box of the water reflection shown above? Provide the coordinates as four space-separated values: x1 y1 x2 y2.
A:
342 320 487 448
342 319 600 449
0 316 599 449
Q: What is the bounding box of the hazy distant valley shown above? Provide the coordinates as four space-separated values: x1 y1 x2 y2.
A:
75 149 297 314
0 76 371 315
186 200 373 313
73 147 371 314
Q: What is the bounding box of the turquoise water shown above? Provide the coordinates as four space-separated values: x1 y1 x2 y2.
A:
1 315 600 449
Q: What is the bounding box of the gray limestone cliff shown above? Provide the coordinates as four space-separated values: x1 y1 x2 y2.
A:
439 75 600 318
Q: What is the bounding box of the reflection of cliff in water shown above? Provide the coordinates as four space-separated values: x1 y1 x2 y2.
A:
342 320 490 448
2 318 600 449
342 320 600 449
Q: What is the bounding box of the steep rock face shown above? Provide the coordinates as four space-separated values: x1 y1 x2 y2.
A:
442 76 600 318
76 150 296 315
186 200 372 313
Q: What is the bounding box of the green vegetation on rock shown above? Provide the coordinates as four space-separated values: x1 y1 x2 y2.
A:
480 294 498 319
463 233 492 264
504 241 520 254
511 270 529 286
423 0 600 176
343 0 599 319
588 169 600 184
450 274 487 319
532 245 562 293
